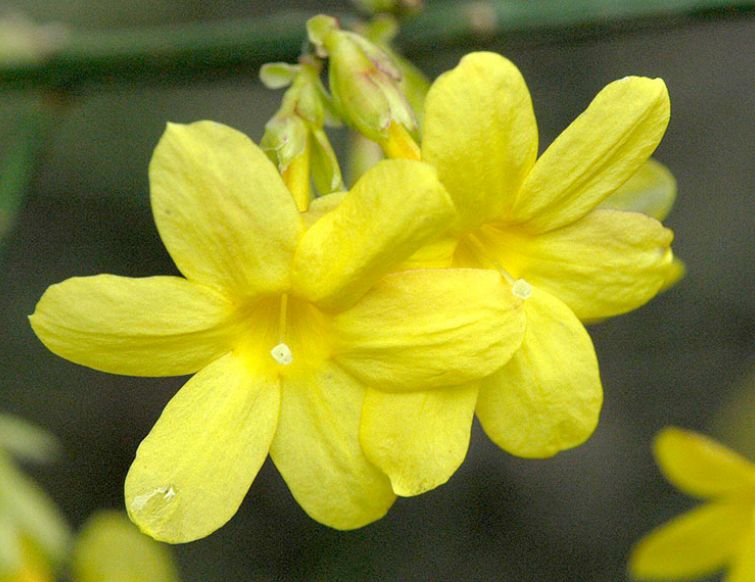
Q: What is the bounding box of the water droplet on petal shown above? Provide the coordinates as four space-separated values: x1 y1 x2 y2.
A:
131 485 177 511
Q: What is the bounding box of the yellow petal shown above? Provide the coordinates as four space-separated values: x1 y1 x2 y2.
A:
72 511 178 582
150 121 302 295
359 384 478 496
659 257 686 293
301 191 345 229
514 76 670 232
629 501 751 580
726 520 755 582
30 275 237 377
333 269 525 391
600 158 677 221
654 427 755 499
269 363 395 530
125 353 279 543
476 287 602 458
291 159 454 311
480 209 674 321
400 235 458 270
422 51 538 232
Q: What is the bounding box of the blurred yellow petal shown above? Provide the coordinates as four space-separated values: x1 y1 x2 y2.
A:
72 511 178 582
0 454 70 569
422 51 538 232
476 288 602 458
514 77 670 232
360 384 478 496
30 275 237 377
629 501 751 580
0 535 54 582
654 427 755 499
292 159 454 311
270 363 395 530
726 521 755 582
600 158 677 221
659 257 686 293
0 511 20 574
481 209 674 321
333 269 525 391
150 121 302 295
125 353 279 543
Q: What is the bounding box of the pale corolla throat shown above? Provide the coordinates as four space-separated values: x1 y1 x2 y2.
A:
466 233 532 301
270 293 293 366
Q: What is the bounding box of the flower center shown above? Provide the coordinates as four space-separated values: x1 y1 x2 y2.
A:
270 293 294 365
236 293 331 374
461 232 531 300
270 342 293 365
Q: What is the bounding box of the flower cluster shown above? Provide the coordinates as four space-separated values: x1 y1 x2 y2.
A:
29 15 678 544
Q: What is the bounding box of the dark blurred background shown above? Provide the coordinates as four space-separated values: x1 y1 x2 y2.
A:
0 1 753 580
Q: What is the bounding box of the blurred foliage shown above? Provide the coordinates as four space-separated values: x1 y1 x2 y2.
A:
72 511 179 582
0 413 59 464
0 414 179 581
0 422 70 580
0 103 54 261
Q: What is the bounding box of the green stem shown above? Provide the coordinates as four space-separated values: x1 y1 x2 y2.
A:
0 0 750 92
0 103 55 258
400 0 753 51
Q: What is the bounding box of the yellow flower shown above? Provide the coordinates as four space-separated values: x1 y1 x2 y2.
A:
629 427 755 581
408 52 675 459
29 121 525 542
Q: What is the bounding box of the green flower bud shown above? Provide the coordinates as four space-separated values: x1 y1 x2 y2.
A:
261 113 309 174
260 57 344 200
307 15 417 144
310 127 343 195
360 14 430 126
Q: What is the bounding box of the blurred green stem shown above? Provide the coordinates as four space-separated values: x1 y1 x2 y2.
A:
0 0 751 91
0 103 55 258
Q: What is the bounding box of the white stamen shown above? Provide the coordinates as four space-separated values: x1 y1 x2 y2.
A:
271 342 293 365
512 278 532 299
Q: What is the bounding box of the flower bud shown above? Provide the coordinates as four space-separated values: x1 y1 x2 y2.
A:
260 58 344 204
359 14 430 126
307 15 417 145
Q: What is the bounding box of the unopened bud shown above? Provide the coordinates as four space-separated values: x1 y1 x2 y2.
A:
360 14 430 126
260 57 344 197
310 127 343 194
307 15 416 144
260 114 308 174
